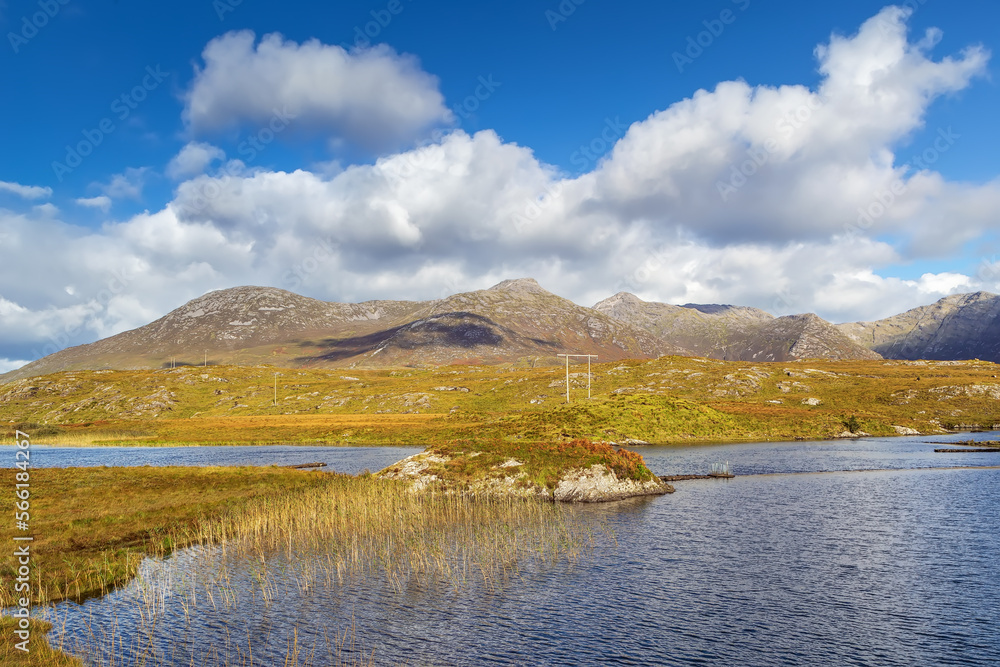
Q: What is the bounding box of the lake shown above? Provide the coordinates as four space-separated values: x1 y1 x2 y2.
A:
17 433 1000 665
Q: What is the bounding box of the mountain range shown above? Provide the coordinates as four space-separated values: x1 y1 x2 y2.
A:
3 279 998 382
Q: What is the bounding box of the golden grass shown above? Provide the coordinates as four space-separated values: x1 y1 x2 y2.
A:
0 466 337 607
0 465 599 665
408 438 657 491
0 618 84 667
3 356 1000 445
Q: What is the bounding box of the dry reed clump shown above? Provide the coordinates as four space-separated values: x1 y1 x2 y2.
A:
34 475 604 666
191 474 600 593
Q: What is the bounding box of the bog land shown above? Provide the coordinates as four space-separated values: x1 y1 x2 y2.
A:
2 356 1000 447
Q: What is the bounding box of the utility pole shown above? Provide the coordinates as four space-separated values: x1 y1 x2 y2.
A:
274 373 278 407
204 350 207 367
557 354 598 403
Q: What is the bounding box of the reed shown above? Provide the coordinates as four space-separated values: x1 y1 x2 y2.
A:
3 466 601 665
188 473 595 594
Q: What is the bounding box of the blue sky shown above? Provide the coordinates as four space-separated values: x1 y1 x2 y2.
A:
1 0 999 369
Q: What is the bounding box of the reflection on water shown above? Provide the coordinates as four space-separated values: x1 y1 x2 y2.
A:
34 436 1000 665
635 431 1000 476
0 444 423 475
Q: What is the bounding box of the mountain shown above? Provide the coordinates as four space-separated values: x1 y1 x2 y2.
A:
837 292 1000 362
593 292 880 362
1 280 679 382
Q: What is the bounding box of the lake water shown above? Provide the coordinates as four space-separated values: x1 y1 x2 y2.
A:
0 443 424 475
22 434 1000 665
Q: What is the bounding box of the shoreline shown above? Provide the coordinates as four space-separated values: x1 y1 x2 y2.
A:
1 427 991 450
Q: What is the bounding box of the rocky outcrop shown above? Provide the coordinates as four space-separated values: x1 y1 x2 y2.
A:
552 465 673 502
838 292 1000 363
594 292 879 362
378 451 672 503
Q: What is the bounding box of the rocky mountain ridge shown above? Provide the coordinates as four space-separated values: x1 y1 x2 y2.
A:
1 280 679 382
593 292 880 362
837 291 1000 362
4 282 997 383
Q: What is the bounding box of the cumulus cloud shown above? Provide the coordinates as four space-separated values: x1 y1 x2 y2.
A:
75 196 112 212
95 167 149 200
166 142 226 180
183 31 451 151
2 7 999 364
0 359 29 373
0 180 52 200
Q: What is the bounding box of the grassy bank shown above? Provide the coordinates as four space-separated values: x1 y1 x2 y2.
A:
0 466 338 608
0 618 84 666
0 462 600 664
407 438 657 491
2 357 1000 447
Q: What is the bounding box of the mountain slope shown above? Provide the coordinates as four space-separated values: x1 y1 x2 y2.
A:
838 292 1000 362
1 280 679 382
1 286 422 382
594 292 880 361
294 278 680 367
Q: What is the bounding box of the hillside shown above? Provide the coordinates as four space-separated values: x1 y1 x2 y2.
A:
1 280 677 382
9 283 1000 385
4 357 1000 446
594 292 880 361
838 292 1000 363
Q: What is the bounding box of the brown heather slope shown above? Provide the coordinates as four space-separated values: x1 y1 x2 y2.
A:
296 278 679 367
1 280 678 383
1 286 422 382
838 291 1000 363
594 292 880 361
4 357 1000 446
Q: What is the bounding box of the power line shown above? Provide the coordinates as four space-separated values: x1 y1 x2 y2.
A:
556 354 598 403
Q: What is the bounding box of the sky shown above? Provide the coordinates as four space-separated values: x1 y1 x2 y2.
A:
1 0 1000 372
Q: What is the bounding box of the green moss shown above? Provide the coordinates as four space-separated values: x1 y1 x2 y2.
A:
426 439 656 490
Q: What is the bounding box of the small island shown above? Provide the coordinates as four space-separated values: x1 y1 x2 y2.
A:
378 438 673 502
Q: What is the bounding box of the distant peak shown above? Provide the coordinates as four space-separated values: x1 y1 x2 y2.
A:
487 278 544 293
594 292 644 308
198 285 297 299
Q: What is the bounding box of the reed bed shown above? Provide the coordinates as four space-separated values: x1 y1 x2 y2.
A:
190 474 600 594
20 472 605 665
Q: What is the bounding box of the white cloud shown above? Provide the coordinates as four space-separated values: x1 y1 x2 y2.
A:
0 359 29 374
2 8 999 364
95 167 149 200
0 180 52 200
166 142 226 180
32 203 59 217
75 196 112 212
183 31 451 150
